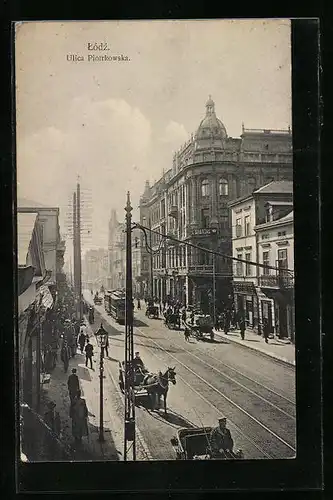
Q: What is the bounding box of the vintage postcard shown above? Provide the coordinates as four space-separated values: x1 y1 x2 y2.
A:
16 19 296 465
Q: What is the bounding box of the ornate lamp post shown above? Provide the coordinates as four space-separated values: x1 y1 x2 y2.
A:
95 323 108 442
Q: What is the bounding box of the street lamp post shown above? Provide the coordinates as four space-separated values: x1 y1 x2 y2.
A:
95 323 108 442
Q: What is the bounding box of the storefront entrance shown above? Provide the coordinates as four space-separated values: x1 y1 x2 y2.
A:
261 300 273 334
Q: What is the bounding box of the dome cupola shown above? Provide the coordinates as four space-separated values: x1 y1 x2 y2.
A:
195 96 227 142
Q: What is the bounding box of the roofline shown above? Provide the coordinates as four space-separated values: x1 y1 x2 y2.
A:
254 215 294 231
228 194 253 207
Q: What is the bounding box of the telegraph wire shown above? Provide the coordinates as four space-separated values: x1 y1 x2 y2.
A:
133 222 294 275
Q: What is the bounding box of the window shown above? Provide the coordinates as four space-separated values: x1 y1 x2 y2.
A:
277 249 288 271
245 253 251 276
277 230 286 237
202 208 210 228
219 178 228 196
235 218 242 237
201 179 210 197
262 233 270 240
245 215 250 236
220 215 229 230
236 254 243 277
262 251 270 275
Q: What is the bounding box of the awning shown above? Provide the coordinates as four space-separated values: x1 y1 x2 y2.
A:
17 213 37 266
37 285 54 309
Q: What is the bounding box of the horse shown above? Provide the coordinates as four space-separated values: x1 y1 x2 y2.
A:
144 367 177 414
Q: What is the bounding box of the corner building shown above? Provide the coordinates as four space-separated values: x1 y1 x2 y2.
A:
139 97 293 313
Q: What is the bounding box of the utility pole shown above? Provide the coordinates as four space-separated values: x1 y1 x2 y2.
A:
124 192 136 461
73 191 78 316
77 182 83 321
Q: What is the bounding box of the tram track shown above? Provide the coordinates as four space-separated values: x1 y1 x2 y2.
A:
133 324 296 458
85 295 296 459
146 332 295 420
131 329 272 458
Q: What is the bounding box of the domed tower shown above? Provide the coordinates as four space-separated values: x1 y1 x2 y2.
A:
195 96 227 150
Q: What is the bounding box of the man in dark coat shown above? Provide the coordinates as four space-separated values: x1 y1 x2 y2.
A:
84 340 94 369
60 340 70 373
78 330 86 353
263 318 270 343
239 317 246 340
132 352 145 372
67 368 80 403
69 390 88 445
209 417 234 458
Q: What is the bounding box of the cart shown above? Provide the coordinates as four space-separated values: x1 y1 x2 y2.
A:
93 294 102 305
186 314 214 341
164 312 181 330
170 427 244 460
118 362 149 399
145 305 159 319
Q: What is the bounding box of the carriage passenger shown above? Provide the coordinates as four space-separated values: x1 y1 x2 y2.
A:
132 352 147 373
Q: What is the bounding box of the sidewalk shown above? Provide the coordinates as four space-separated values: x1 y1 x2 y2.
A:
213 327 295 367
40 326 122 461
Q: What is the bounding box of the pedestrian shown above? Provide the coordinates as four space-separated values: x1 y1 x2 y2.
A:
224 311 231 335
67 368 80 403
60 340 70 373
137 299 141 310
84 340 94 369
263 318 270 343
184 327 191 342
69 390 88 446
78 331 86 353
239 317 246 340
44 401 61 436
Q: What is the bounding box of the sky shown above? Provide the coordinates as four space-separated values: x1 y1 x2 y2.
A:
15 19 292 258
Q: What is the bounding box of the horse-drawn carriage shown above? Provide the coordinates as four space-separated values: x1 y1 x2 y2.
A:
185 314 214 341
145 304 159 319
93 293 102 305
118 361 177 412
118 362 149 399
164 311 181 330
170 427 243 460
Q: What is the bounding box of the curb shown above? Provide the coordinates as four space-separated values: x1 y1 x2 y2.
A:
214 331 295 368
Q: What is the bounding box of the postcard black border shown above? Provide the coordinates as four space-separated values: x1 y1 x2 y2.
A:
1 16 323 496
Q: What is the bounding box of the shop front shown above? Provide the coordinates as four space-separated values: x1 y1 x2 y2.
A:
233 281 259 331
260 287 294 341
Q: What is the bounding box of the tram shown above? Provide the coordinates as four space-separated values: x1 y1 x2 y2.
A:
104 289 126 323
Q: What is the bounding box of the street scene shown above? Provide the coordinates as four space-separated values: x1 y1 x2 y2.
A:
16 20 295 462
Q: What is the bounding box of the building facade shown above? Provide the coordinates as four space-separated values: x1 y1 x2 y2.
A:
82 248 108 291
229 181 294 339
139 97 293 313
107 210 145 294
255 210 294 341
17 200 65 413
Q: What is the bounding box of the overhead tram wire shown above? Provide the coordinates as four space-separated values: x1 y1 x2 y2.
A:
133 222 294 275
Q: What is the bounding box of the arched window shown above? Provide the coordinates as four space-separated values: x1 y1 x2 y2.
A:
219 178 229 196
201 179 210 197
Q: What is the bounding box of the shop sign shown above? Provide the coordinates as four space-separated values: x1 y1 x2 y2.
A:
233 281 255 294
192 228 218 237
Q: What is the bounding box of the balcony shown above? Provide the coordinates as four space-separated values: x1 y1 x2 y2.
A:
168 205 178 218
259 274 294 289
